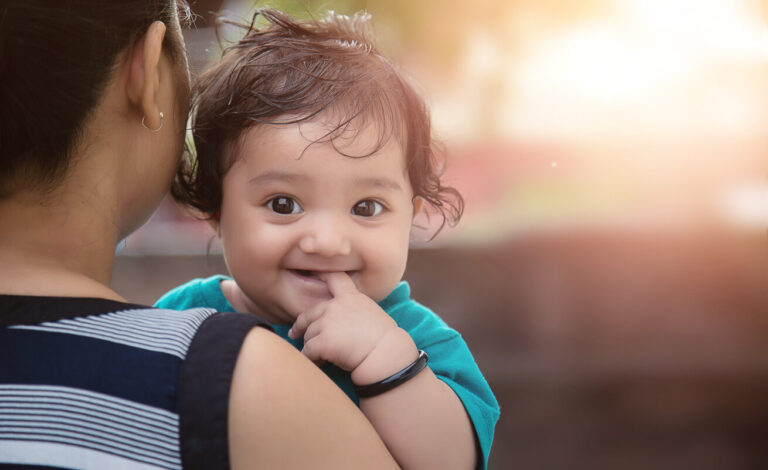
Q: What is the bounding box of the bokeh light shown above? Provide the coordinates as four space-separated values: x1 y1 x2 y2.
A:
115 1 768 468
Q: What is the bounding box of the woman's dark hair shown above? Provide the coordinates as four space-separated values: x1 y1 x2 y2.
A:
175 8 463 233
0 0 190 198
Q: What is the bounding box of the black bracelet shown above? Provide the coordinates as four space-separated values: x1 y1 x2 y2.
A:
355 350 429 398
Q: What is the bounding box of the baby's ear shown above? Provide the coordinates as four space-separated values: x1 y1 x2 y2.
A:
207 213 221 237
411 196 424 219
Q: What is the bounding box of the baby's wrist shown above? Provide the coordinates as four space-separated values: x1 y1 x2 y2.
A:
351 328 418 386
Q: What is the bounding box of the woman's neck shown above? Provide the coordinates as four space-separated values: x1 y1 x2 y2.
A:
0 188 123 300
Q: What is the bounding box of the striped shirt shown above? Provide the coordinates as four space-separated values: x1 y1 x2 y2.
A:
0 294 269 469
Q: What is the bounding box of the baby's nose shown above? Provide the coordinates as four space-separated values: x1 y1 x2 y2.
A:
298 217 352 257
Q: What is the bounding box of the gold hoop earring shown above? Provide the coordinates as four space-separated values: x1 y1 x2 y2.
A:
141 111 164 132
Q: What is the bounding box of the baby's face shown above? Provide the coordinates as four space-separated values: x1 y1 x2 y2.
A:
216 119 417 323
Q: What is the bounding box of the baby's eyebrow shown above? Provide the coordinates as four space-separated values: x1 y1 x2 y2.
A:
249 172 403 192
356 177 403 192
248 171 307 186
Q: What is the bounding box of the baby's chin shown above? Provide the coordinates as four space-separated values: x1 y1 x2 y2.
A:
287 294 333 318
282 281 394 320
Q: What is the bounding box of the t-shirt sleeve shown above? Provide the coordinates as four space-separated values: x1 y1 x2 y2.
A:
154 279 209 310
422 333 500 470
387 293 500 470
177 311 273 469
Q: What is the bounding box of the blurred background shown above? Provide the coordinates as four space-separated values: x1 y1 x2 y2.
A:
113 1 768 468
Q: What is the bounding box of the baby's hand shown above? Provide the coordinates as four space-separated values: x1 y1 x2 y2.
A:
288 272 417 385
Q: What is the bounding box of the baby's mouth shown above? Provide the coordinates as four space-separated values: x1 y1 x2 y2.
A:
293 269 320 279
290 269 357 280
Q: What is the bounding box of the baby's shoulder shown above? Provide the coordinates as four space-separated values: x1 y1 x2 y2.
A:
154 275 226 310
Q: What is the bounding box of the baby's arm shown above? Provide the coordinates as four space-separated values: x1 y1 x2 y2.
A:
354 328 477 469
289 272 477 470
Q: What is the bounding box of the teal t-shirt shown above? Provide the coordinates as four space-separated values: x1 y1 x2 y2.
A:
155 275 500 468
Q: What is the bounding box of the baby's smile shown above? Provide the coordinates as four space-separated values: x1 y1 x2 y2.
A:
293 269 321 279
289 268 359 281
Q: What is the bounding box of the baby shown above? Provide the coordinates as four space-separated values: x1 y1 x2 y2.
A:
156 8 499 469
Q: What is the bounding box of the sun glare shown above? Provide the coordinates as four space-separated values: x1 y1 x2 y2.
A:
497 0 768 139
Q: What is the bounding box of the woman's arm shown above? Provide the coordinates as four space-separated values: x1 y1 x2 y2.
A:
228 328 400 469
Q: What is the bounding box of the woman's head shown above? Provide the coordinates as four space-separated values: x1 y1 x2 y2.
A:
175 8 463 233
0 0 190 198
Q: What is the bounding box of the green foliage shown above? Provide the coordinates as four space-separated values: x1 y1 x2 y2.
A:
249 0 369 19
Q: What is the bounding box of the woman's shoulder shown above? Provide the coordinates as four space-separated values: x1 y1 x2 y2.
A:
0 295 226 469
227 328 399 470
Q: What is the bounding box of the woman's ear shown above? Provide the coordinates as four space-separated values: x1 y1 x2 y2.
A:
127 21 167 129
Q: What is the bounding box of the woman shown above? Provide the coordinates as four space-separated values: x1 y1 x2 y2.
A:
0 1 398 468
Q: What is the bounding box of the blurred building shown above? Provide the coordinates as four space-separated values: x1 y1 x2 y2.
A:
115 1 768 468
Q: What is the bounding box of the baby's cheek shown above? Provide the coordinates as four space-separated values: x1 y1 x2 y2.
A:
360 233 409 299
366 268 404 303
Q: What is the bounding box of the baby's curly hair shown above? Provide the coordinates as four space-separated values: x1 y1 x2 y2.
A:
173 8 463 233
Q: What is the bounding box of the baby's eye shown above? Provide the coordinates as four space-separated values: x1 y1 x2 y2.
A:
352 200 384 217
267 196 303 215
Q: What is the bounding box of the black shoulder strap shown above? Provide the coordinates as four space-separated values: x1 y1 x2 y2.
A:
179 312 273 470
